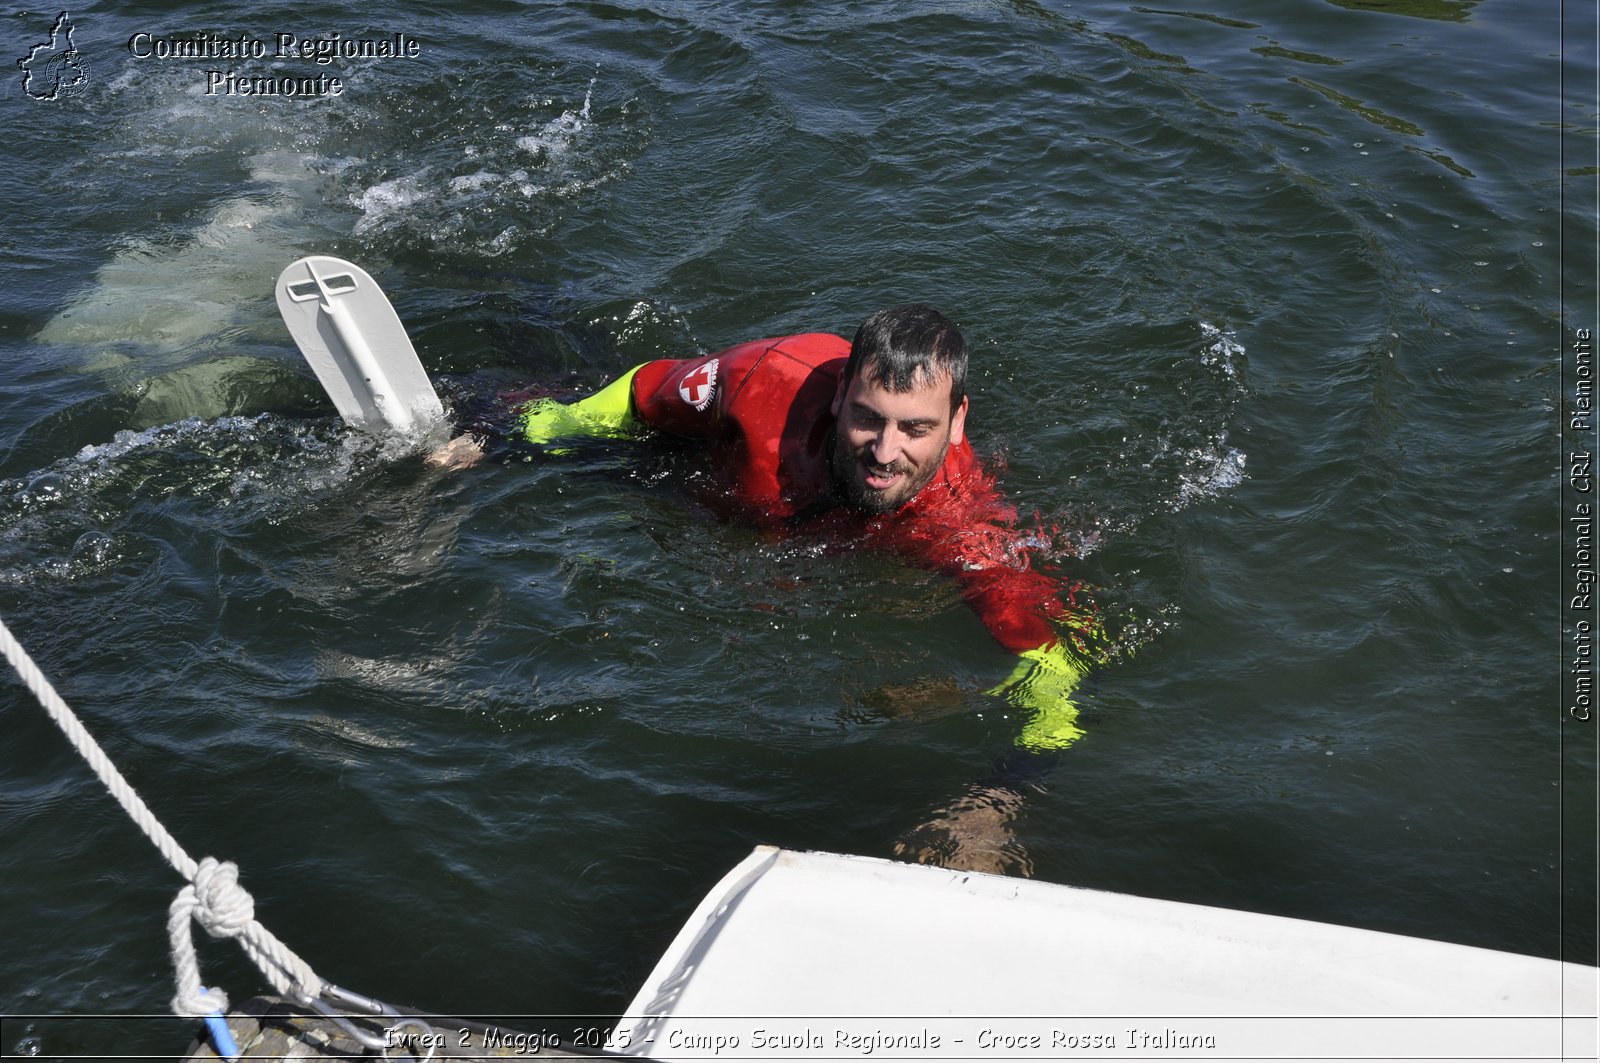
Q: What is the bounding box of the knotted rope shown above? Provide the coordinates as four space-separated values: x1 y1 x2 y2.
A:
0 615 325 1017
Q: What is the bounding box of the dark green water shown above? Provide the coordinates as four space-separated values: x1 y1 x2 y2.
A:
1 0 1594 1057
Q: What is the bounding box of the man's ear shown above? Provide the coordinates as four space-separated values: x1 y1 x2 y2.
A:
831 374 848 418
949 395 969 447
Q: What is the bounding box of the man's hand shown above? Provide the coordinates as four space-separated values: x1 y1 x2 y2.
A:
425 434 486 470
893 784 1033 877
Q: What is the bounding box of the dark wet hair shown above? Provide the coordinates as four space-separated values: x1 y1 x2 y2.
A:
844 304 967 412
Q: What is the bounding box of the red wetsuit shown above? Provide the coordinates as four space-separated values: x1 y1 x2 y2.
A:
630 333 1078 654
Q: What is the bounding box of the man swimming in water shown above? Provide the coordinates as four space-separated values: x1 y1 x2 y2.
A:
432 305 1099 873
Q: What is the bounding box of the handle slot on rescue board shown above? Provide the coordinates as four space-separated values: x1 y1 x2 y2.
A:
276 256 445 434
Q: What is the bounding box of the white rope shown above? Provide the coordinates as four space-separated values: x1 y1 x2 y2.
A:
0 615 325 1017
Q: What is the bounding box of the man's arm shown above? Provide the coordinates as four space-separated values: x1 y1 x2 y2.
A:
888 501 1105 874
988 639 1092 752
519 350 739 444
892 641 1091 876
516 364 643 442
426 364 646 468
934 524 1100 752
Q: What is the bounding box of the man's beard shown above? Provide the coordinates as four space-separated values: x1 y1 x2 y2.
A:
829 430 944 514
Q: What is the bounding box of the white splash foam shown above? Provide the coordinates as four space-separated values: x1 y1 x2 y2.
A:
348 75 615 253
514 75 595 159
351 173 432 235
1173 433 1247 508
448 170 497 193
1199 321 1245 379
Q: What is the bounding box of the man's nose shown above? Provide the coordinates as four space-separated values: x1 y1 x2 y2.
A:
870 427 901 464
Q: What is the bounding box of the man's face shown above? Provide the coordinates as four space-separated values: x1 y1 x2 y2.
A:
829 368 968 513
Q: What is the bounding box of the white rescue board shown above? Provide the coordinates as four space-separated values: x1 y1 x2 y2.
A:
275 256 444 434
616 847 1596 1060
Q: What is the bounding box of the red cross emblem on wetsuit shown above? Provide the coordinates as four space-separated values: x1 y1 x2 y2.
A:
678 358 719 411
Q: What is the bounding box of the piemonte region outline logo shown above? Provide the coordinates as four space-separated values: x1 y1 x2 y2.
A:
19 11 89 101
